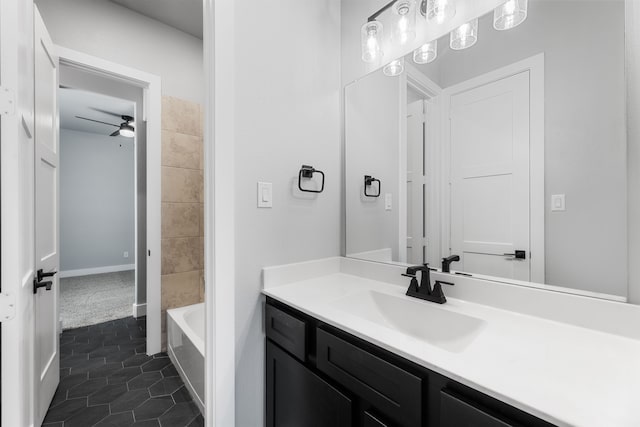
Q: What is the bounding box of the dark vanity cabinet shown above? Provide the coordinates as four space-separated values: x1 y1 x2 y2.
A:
265 297 556 427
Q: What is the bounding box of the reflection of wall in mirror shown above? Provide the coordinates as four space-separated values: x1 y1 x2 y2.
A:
345 71 403 262
412 1 626 296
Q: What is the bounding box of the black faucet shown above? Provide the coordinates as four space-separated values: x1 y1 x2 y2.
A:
441 255 460 273
402 264 450 304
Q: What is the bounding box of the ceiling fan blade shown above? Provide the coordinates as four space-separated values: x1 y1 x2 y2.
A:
89 107 122 118
75 116 119 127
110 130 121 137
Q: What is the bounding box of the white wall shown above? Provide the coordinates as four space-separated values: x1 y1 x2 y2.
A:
35 0 203 104
427 2 626 296
232 1 341 425
60 129 135 272
345 71 402 260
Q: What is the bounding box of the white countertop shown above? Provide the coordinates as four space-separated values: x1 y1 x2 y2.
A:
263 259 640 427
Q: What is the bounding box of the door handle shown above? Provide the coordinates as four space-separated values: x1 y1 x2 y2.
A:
37 269 57 282
34 269 56 294
33 279 53 294
503 250 526 260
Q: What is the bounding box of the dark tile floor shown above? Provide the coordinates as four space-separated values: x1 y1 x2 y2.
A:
43 316 204 427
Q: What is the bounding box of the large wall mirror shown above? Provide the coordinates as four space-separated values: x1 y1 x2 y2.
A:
345 0 628 300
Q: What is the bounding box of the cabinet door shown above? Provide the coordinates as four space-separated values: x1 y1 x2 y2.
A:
317 328 422 427
440 390 517 427
266 341 352 427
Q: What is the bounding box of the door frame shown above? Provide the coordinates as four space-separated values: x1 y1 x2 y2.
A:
441 53 545 283
55 46 162 355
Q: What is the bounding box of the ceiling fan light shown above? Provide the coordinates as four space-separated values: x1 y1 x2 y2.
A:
119 124 135 138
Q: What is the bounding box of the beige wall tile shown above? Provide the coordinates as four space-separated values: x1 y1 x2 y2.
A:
199 138 204 171
198 170 204 203
162 166 201 203
162 237 201 274
161 270 201 311
199 270 205 302
199 203 204 237
162 203 199 238
162 130 202 169
162 96 201 137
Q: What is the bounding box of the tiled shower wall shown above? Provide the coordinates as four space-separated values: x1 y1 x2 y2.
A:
160 96 204 349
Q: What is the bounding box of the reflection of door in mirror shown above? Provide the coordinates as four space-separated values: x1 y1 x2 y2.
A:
446 64 540 282
406 98 426 265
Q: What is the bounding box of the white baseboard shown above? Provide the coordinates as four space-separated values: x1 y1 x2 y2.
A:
59 264 135 278
133 303 147 318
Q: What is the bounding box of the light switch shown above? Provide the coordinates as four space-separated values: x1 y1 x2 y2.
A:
258 182 272 208
551 194 565 212
385 193 392 211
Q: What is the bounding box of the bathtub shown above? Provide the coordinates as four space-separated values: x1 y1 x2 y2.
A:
167 303 204 414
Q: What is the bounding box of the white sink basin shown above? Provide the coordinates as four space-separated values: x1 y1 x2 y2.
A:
331 290 486 353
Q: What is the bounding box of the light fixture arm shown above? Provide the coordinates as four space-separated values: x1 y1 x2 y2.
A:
368 0 399 22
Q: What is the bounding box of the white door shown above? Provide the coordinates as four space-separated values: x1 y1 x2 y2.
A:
34 8 60 424
1 0 37 425
449 71 530 281
406 100 425 264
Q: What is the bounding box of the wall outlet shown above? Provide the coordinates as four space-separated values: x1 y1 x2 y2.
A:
123 251 129 258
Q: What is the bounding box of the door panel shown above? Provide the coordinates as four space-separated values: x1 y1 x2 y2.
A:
450 71 530 281
407 100 425 265
34 7 59 425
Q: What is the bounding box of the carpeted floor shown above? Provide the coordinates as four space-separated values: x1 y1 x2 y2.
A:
60 271 135 330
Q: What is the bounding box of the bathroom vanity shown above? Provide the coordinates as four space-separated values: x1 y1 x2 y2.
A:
262 257 640 427
265 298 552 427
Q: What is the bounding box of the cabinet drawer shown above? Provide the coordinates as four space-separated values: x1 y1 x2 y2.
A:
317 328 422 427
440 390 517 427
265 303 306 361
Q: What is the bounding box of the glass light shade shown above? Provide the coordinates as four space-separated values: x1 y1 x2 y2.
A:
450 18 478 50
494 0 528 30
119 124 135 138
413 40 437 64
361 21 384 63
393 0 416 45
383 58 405 77
426 0 456 24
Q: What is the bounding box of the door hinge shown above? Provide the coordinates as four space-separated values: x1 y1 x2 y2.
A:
0 87 16 116
0 293 16 321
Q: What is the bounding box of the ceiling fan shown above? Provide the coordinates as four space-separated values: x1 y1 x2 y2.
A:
75 113 135 138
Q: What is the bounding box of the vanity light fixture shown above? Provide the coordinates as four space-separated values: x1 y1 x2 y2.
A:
383 58 405 76
361 20 384 63
393 0 417 45
450 18 478 50
425 0 456 24
493 0 528 30
413 40 437 64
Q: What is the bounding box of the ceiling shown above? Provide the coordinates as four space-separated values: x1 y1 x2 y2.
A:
110 0 203 39
59 88 135 137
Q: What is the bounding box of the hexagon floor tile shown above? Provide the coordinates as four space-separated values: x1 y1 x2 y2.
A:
42 317 204 427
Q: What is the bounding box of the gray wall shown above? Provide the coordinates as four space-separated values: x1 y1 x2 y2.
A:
35 0 203 104
60 129 135 272
233 1 341 425
345 71 402 259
